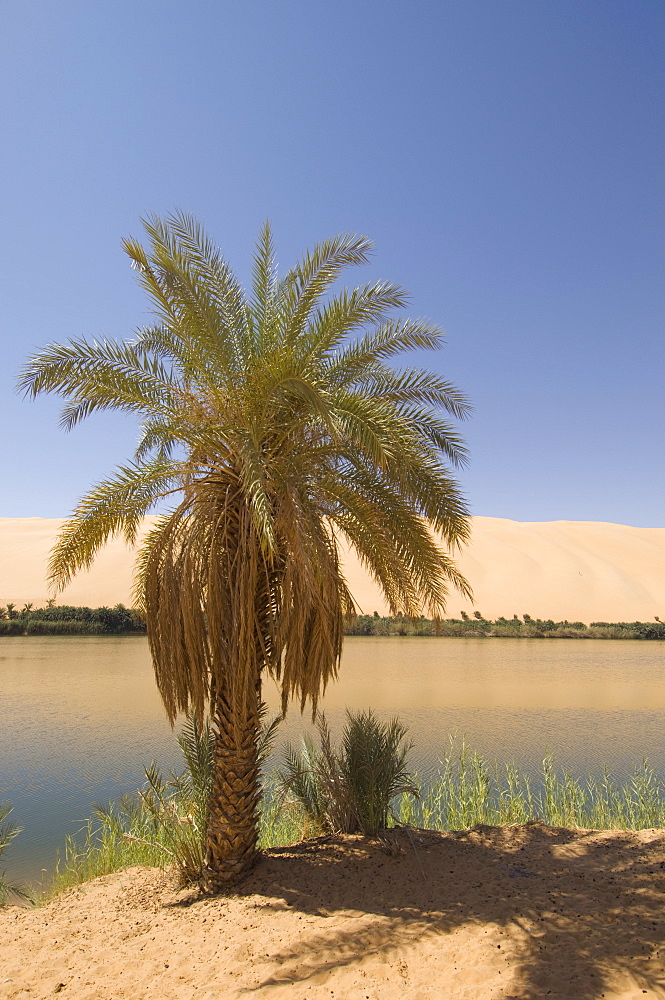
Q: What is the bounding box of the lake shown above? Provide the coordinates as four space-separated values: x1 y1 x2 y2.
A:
1 635 664 889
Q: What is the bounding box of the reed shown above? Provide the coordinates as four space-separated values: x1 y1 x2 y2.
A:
41 735 665 902
0 804 32 905
400 739 665 831
44 789 305 899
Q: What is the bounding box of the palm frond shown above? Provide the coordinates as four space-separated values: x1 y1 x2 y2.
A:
17 337 182 430
134 419 179 462
48 460 177 592
250 220 278 345
361 365 473 420
298 280 409 365
326 317 445 385
256 703 282 774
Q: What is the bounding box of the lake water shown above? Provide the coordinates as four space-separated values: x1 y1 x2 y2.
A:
1 635 664 889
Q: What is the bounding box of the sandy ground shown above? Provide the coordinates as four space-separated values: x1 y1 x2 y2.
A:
2 516 665 623
1 823 664 1000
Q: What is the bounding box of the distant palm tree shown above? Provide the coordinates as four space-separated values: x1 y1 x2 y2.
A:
18 213 472 887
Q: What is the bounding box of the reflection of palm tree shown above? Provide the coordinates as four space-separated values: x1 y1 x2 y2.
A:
18 214 471 886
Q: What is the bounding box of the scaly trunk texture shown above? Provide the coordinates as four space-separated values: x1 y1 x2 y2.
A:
203 685 262 890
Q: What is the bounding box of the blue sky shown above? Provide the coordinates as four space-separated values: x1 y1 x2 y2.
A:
1 1 663 526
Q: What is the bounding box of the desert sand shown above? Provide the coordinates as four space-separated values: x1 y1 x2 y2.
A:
2 823 664 999
1 516 664 623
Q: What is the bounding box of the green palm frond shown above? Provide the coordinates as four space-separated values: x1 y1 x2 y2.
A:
176 714 215 825
326 317 446 385
297 280 409 365
362 365 472 420
48 460 177 592
278 233 374 349
250 220 278 344
146 211 249 367
394 408 470 468
256 706 282 775
134 419 179 462
17 337 182 431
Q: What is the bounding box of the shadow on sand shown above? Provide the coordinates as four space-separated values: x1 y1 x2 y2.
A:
171 822 665 999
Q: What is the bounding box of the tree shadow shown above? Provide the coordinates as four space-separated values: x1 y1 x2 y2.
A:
192 822 665 999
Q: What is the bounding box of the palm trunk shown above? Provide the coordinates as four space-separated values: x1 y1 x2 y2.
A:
202 685 262 890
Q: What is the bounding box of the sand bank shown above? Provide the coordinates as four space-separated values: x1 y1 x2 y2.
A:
2 823 664 999
1 516 664 623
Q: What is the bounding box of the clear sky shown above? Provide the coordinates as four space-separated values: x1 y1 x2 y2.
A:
1 1 663 526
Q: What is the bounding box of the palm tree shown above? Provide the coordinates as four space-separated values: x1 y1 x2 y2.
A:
18 213 472 888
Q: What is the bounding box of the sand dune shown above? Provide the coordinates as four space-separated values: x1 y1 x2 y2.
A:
1 516 664 623
2 823 664 999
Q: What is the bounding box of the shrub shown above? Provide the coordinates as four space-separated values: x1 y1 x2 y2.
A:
342 615 665 640
278 710 419 837
0 621 23 636
25 620 105 635
343 711 419 833
279 718 355 835
27 604 146 634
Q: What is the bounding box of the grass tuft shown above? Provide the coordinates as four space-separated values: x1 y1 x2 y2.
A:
0 804 33 905
399 737 665 831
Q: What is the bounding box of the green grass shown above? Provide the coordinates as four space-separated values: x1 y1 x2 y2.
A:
398 740 665 832
41 739 665 904
43 789 307 901
0 804 33 905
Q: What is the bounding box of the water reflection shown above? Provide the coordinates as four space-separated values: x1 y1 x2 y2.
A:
1 635 664 886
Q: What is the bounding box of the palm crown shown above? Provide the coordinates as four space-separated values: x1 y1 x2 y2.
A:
19 213 472 883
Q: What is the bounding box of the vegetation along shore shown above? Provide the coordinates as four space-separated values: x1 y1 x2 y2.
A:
1 602 664 638
4 712 665 902
3 713 665 998
43 714 665 899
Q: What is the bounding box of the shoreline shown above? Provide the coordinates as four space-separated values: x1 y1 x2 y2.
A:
3 823 664 999
2 633 663 640
2 621 664 640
